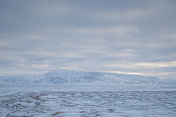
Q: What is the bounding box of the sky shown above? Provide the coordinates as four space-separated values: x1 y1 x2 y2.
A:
0 0 176 78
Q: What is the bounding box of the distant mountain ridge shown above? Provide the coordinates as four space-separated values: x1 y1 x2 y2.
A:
0 70 175 86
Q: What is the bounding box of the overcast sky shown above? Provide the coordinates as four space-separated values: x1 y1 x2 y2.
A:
0 0 176 78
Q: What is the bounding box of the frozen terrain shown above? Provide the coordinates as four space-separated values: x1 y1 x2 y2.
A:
0 91 176 117
0 70 176 89
0 70 176 116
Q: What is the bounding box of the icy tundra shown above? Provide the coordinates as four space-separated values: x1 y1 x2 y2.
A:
0 71 176 117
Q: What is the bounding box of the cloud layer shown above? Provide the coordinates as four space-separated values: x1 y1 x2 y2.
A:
0 0 176 78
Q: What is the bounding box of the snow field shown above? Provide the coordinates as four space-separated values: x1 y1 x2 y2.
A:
0 91 176 117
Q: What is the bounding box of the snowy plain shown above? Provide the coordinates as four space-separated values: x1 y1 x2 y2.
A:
0 71 176 117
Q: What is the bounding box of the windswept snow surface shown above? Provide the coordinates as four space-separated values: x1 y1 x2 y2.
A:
0 71 176 116
0 91 176 117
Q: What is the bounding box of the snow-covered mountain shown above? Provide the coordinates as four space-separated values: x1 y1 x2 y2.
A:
0 70 175 86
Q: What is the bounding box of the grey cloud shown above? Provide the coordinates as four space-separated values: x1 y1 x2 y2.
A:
0 0 176 78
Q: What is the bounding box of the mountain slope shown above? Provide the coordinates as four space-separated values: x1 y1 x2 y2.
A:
0 70 175 86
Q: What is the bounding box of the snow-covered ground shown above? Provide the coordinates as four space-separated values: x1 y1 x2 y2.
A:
0 91 176 117
0 71 176 116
